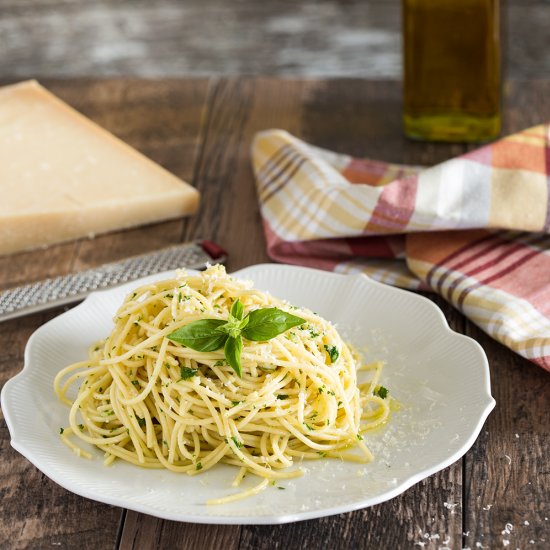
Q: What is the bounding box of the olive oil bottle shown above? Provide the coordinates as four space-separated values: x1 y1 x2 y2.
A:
403 0 501 142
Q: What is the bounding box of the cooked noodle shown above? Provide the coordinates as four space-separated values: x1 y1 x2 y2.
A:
54 265 391 503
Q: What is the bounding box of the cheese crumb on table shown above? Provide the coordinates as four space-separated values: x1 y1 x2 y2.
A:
0 80 200 255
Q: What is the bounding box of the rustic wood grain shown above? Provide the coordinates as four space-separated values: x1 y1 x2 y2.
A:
0 78 211 549
240 82 466 550
0 310 123 550
121 77 310 549
53 78 213 270
463 323 550 550
240 468 463 550
119 512 240 550
301 79 468 165
122 79 468 550
459 78 550 550
184 77 307 270
0 0 548 80
1 78 549 549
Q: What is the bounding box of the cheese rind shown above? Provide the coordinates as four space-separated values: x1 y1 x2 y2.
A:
0 80 200 255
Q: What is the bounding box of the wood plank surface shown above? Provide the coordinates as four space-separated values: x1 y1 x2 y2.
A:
0 78 212 550
0 0 549 80
460 79 550 550
1 78 549 550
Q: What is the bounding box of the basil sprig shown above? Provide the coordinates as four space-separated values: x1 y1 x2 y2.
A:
167 300 305 377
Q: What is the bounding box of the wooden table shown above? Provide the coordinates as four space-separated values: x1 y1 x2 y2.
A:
2 1 549 80
1 78 548 550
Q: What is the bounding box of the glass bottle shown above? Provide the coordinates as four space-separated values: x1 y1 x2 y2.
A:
402 0 501 142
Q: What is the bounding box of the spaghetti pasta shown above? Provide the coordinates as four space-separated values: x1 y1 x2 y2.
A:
54 265 391 502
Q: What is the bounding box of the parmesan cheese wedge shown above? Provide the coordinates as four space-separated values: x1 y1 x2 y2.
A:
0 80 200 255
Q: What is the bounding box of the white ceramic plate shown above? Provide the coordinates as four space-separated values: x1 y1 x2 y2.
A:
2 264 494 524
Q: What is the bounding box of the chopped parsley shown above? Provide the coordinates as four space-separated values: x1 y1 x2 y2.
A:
231 436 243 449
131 380 140 387
324 345 339 363
180 366 198 380
213 360 226 367
231 400 241 407
374 386 389 399
304 423 314 431
276 394 289 400
78 424 84 431
196 462 203 471
137 416 146 428
59 427 64 435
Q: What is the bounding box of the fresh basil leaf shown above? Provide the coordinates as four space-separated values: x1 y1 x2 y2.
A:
242 308 305 341
167 319 227 352
216 323 238 339
217 314 248 339
224 336 242 377
231 299 244 320
238 315 249 330
324 345 339 363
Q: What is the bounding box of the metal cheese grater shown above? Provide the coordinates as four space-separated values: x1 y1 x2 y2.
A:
0 240 227 322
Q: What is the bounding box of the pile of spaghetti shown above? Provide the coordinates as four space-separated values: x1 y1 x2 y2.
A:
55 265 391 504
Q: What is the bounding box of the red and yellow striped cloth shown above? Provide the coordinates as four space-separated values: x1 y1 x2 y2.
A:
251 126 550 372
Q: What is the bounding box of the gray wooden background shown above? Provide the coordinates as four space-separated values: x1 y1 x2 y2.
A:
1 0 548 79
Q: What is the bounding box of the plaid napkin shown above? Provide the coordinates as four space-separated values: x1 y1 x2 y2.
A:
251 126 550 372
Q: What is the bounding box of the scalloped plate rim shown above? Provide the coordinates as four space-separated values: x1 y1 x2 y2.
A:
1 263 495 524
